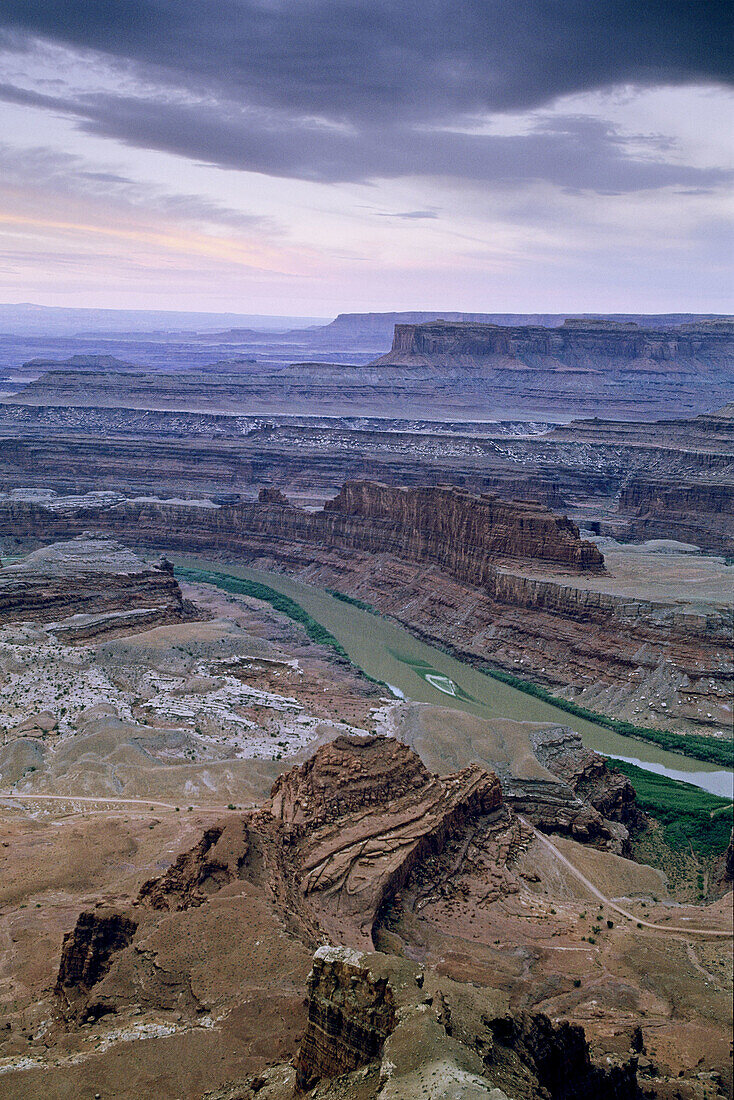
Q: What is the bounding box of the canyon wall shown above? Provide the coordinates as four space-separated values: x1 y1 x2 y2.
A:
0 398 729 521
1 484 729 729
0 480 604 579
616 477 734 552
323 481 603 572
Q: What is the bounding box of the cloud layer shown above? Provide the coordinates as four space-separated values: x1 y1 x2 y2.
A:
2 0 731 119
0 2 731 311
0 1 732 187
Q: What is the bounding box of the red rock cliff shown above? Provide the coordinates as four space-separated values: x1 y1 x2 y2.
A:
323 481 604 575
0 480 605 582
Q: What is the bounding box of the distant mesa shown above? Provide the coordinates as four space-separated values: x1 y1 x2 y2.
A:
22 354 141 373
284 310 734 346
4 314 732 420
204 310 733 349
373 317 734 374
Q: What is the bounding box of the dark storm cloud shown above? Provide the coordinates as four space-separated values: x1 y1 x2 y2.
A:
0 81 729 193
1 1 731 121
0 2 731 187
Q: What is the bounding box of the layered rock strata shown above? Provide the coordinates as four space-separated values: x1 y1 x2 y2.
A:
322 481 604 572
5 318 733 421
294 946 642 1099
294 945 396 1090
0 403 730 538
531 726 640 830
376 318 734 373
615 477 734 552
269 734 503 947
0 536 186 632
44 734 729 1098
0 483 729 730
390 709 639 854
0 479 604 579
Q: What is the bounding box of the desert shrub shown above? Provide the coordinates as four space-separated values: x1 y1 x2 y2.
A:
611 759 733 856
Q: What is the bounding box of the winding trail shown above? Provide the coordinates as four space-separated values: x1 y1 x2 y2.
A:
0 792 251 813
520 817 733 939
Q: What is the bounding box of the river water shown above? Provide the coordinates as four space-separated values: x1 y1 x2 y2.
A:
175 557 733 798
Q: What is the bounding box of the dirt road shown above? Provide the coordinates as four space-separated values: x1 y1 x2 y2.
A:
521 817 733 939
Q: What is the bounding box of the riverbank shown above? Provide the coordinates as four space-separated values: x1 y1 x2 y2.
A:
325 585 732 767
171 557 733 798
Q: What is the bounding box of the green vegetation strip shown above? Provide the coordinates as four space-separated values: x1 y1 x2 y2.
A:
611 759 733 856
177 567 350 659
327 589 378 613
479 668 733 767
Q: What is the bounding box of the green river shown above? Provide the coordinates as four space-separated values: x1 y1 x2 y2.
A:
174 556 733 799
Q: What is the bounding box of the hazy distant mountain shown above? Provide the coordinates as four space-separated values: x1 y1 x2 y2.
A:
0 303 329 337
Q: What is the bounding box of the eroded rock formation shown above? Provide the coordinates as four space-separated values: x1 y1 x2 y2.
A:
294 945 396 1090
323 481 604 573
0 535 186 636
375 318 734 374
0 480 603 583
41 732 730 1098
1 483 729 731
137 825 245 911
269 734 503 947
530 726 642 843
7 317 731 421
56 909 138 1017
293 946 642 1099
616 477 734 552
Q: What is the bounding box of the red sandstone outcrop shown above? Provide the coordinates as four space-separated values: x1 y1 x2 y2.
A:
269 735 502 947
528 726 638 821
132 736 504 952
294 945 396 1090
323 480 604 572
137 824 248 911
0 479 604 582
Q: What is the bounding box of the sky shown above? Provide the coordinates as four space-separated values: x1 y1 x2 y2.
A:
0 1 732 317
